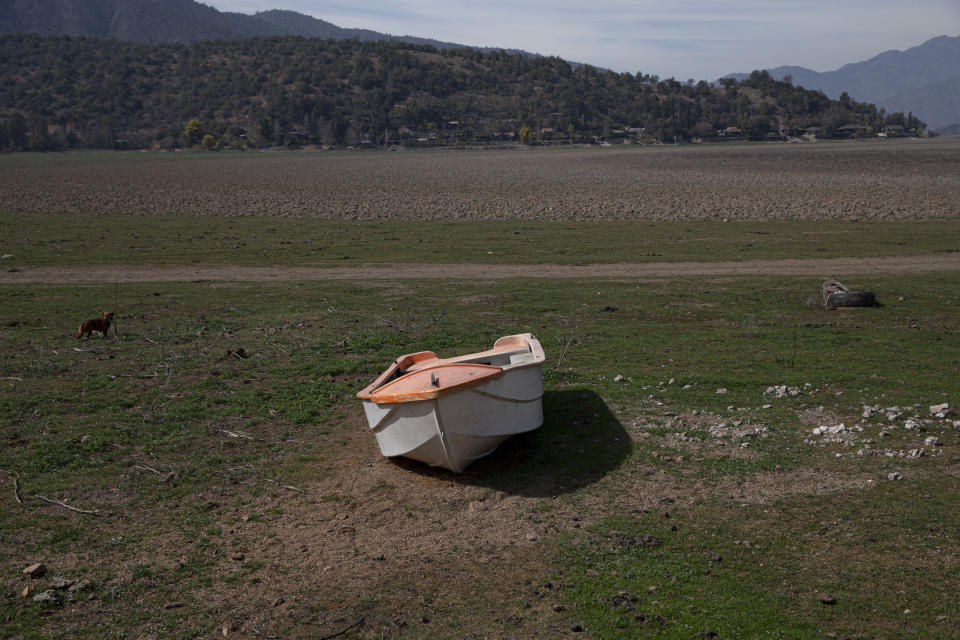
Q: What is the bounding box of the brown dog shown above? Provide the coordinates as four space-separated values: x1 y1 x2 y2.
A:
76 311 114 339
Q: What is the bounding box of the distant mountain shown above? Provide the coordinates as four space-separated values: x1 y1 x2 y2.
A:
0 0 528 55
724 35 960 132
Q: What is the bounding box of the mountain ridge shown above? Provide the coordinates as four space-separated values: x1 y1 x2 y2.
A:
0 0 533 56
724 35 960 131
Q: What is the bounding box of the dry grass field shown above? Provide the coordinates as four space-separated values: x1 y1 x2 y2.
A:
1 139 959 221
1 139 959 639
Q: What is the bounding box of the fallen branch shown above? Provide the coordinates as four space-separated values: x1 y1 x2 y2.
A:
318 618 364 640
12 475 22 504
283 485 306 494
133 464 165 476
220 429 254 440
1 376 24 381
144 337 158 344
34 495 98 515
133 464 176 482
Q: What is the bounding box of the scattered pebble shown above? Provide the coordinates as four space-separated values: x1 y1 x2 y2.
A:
32 590 61 604
887 472 903 481
929 403 951 418
764 385 800 398
22 563 47 578
49 576 76 590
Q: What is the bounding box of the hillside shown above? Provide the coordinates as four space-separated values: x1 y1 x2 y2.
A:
725 35 960 131
0 35 924 152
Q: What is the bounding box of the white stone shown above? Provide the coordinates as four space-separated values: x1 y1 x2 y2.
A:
716 388 727 395
614 375 624 382
924 436 940 447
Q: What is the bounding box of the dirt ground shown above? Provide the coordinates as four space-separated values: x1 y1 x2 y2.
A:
1 139 959 221
3 254 960 284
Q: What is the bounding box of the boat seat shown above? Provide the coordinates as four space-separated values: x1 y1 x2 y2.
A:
508 352 537 366
406 347 530 371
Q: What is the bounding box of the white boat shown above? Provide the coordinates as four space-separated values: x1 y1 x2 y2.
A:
357 333 546 473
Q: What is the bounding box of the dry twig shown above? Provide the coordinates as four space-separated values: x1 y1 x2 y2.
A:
318 618 364 640
283 485 306 494
1 376 24 381
220 429 254 440
34 495 98 515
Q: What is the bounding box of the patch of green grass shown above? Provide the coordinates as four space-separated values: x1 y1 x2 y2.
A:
558 473 960 639
4 213 960 267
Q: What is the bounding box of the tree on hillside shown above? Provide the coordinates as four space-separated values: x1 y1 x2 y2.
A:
184 119 201 144
519 125 532 145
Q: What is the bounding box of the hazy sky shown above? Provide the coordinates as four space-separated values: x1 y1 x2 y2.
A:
205 1 959 80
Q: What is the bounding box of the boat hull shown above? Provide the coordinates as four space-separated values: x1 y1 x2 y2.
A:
362 361 544 473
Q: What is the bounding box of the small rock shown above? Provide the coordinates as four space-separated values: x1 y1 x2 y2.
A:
32 590 61 604
929 403 950 418
570 622 583 632
22 563 47 578
887 472 902 481
552 604 565 612
614 375 624 382
68 579 91 593
924 436 940 447
819 593 836 605
334 513 348 520
231 552 245 561
49 576 76 590
419 616 430 624
163 601 185 609
20 586 31 598
716 388 727 395
272 596 285 607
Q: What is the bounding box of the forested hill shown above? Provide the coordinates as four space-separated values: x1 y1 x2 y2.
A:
0 34 925 152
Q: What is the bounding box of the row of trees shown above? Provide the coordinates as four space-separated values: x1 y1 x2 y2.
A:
0 34 924 152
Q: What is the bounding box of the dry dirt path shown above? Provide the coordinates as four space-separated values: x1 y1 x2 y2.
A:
3 255 960 283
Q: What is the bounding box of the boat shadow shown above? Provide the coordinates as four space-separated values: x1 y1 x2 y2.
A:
389 388 632 498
